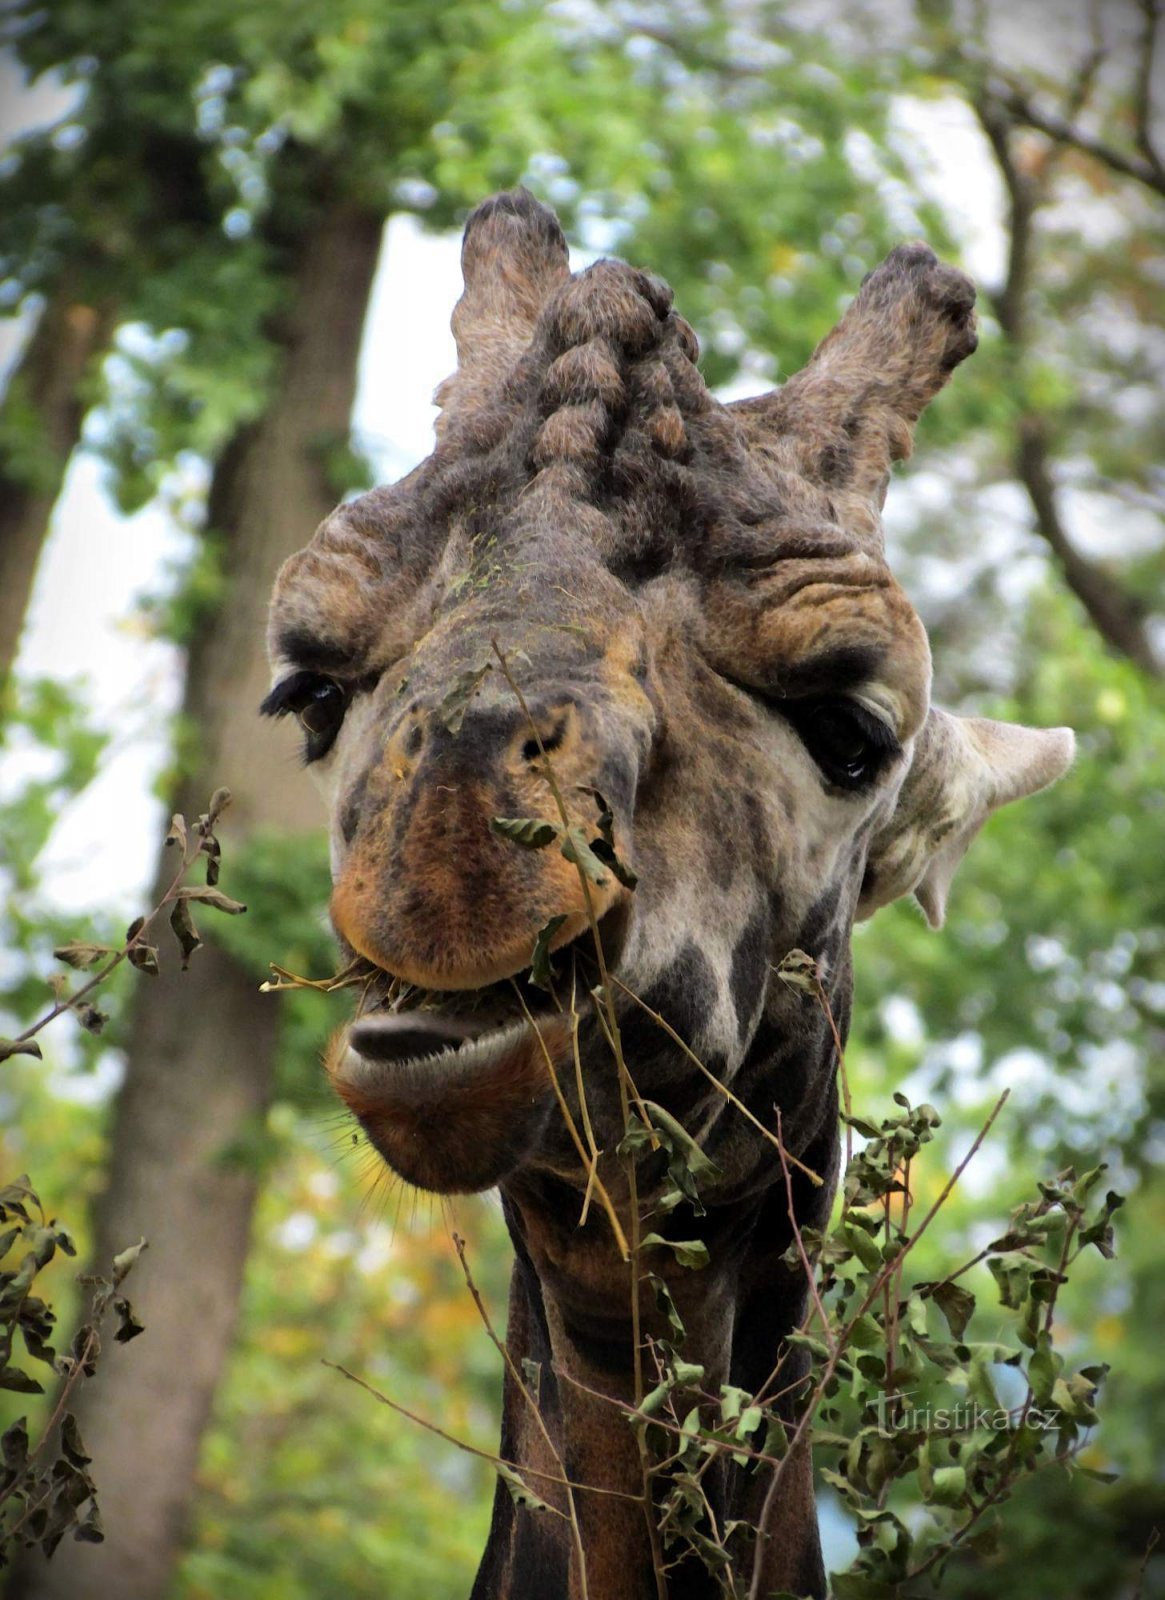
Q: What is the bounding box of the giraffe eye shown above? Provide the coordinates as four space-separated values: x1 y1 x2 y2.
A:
785 698 900 791
260 671 350 762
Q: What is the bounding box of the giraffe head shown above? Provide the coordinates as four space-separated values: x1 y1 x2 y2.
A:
264 190 1072 1200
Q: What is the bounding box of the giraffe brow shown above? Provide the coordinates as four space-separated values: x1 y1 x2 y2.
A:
273 625 365 677
761 643 887 701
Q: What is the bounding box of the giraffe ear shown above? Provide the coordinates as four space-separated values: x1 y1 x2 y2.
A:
857 710 1075 929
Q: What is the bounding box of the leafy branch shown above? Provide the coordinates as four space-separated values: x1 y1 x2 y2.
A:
0 1180 146 1566
0 787 245 1064
0 786 245 1566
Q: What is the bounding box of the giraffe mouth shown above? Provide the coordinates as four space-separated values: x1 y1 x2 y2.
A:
327 913 625 1193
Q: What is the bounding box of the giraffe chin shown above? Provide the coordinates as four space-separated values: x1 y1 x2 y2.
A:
328 1013 567 1193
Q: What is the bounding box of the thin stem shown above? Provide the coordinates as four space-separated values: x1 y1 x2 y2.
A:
324 1362 639 1505
609 974 823 1187
453 1233 590 1600
775 1108 834 1353
11 838 202 1047
512 984 629 1260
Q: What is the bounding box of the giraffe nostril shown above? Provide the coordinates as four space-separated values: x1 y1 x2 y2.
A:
522 719 567 763
405 723 424 758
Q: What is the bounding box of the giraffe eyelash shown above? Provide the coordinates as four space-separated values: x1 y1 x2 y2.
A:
261 671 352 763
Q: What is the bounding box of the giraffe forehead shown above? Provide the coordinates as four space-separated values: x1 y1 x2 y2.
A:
268 256 924 700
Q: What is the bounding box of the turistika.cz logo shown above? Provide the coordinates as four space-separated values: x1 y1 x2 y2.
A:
874 1393 1061 1434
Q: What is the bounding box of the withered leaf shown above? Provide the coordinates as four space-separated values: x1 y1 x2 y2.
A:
169 899 201 967
112 1297 145 1344
496 1462 554 1515
1 1417 29 1474
111 1238 147 1286
0 1367 44 1394
52 943 115 971
774 948 820 995
59 1414 91 1469
440 663 491 734
164 814 187 852
0 1038 43 1063
203 788 232 829
73 1502 104 1544
176 886 247 915
75 1005 107 1037
127 943 159 977
200 833 222 886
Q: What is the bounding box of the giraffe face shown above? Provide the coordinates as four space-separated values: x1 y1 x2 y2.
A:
264 192 1071 1196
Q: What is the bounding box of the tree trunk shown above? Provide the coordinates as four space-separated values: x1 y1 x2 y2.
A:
7 198 384 1600
0 287 117 689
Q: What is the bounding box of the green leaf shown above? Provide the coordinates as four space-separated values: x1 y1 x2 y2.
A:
830 1573 897 1599
929 1464 967 1507
489 816 559 849
560 826 610 885
847 1313 883 1350
529 915 568 988
931 1281 976 1340
640 1233 710 1270
1027 1332 1059 1407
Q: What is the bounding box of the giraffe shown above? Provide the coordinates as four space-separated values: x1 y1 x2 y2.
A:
262 190 1073 1600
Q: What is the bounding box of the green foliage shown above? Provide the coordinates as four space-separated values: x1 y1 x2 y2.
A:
173 1130 507 1600
0 681 107 892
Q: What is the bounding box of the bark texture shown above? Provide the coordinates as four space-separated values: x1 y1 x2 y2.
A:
0 288 117 687
6 197 383 1600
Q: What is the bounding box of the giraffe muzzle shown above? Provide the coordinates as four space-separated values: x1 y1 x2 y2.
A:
329 1006 567 1193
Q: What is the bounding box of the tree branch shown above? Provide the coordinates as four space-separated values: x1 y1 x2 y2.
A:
974 91 1163 677
1016 417 1162 675
1134 0 1165 186
984 68 1165 196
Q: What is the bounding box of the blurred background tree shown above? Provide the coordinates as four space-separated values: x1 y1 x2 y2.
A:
0 0 1161 1597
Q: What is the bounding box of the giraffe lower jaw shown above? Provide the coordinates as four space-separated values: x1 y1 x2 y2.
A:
329 1008 566 1192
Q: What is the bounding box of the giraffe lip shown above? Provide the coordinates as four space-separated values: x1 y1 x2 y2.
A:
347 1007 547 1068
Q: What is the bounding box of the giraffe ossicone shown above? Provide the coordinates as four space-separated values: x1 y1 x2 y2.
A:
263 188 1072 1599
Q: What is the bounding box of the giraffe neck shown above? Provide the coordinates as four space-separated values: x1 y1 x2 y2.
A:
471 1153 835 1600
